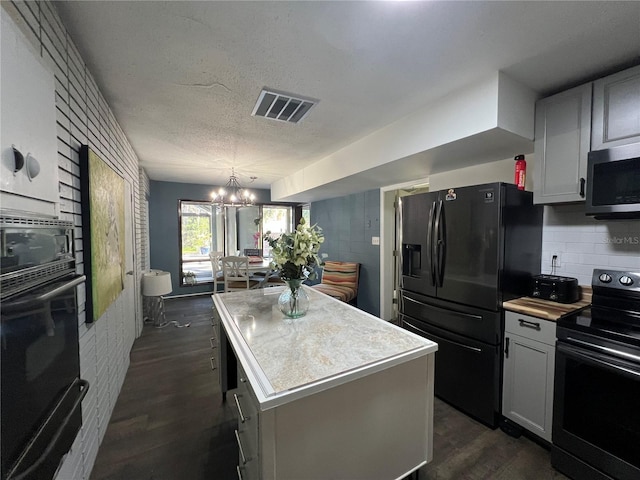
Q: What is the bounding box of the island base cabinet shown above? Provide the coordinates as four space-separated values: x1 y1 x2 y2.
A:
237 355 434 480
502 312 556 442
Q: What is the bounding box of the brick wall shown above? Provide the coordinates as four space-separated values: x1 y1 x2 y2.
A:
2 2 146 478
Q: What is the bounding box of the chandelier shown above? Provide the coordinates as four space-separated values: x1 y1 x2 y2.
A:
211 168 256 206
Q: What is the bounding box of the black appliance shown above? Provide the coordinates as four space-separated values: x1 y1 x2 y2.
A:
586 142 640 219
552 268 640 480
399 182 543 427
1 211 88 480
531 274 580 303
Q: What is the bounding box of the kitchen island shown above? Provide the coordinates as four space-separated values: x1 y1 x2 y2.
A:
212 286 438 480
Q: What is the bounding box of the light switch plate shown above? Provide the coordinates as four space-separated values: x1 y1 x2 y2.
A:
372 236 380 245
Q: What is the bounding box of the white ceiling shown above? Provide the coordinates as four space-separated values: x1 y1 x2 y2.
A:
54 1 640 199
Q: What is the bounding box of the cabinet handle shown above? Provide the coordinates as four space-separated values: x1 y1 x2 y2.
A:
240 377 246 383
518 319 541 331
579 177 585 197
233 393 246 423
505 337 510 359
236 465 243 480
210 357 217 371
235 429 247 465
210 337 217 349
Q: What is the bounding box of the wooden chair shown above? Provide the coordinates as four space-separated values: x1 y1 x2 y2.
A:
209 251 225 293
221 256 260 292
311 261 360 304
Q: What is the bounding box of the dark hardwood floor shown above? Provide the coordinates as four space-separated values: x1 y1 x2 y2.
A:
90 295 568 480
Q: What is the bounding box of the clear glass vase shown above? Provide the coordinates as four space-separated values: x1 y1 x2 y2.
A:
278 279 309 318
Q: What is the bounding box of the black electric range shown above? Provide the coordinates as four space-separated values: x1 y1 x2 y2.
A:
552 269 640 480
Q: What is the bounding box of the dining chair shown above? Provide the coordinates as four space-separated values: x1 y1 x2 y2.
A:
209 251 224 293
311 261 360 304
221 256 261 292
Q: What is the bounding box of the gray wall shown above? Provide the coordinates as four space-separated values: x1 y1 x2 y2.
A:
149 180 271 295
311 190 381 316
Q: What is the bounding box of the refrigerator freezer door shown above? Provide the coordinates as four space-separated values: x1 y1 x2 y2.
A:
401 312 500 428
436 184 502 311
401 290 502 345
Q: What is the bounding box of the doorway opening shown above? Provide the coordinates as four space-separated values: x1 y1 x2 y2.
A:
379 179 429 323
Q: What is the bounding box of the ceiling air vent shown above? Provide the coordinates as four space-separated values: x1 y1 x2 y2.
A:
251 89 318 124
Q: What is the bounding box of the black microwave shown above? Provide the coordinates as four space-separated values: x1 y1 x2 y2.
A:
586 142 640 219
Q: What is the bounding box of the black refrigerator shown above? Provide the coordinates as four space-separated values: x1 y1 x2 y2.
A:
399 182 542 428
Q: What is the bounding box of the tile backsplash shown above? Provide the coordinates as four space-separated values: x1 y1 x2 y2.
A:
541 204 640 285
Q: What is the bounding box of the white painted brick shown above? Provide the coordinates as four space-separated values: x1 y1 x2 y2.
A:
565 242 595 254
563 252 581 264
552 230 579 243
563 263 595 276
541 208 640 284
579 253 610 265
608 255 640 269
542 241 566 253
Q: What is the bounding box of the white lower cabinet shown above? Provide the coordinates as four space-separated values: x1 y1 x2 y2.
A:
231 357 433 480
502 312 556 442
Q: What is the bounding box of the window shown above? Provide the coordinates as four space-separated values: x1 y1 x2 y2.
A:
178 201 294 286
179 201 215 285
302 204 310 225
262 206 293 258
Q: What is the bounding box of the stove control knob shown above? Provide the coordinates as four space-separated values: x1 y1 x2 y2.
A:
598 273 612 283
619 275 634 286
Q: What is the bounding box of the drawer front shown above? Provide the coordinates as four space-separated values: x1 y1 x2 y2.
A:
210 307 222 385
505 311 556 345
235 367 260 476
209 326 220 377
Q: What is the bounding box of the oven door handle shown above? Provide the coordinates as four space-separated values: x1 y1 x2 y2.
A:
565 336 640 364
36 275 86 302
7 378 90 480
558 341 640 379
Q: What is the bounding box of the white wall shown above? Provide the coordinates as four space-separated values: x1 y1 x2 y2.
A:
272 71 535 201
428 155 536 192
1 3 147 479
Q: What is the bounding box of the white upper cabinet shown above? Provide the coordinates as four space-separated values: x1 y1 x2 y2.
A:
592 64 640 150
534 83 592 204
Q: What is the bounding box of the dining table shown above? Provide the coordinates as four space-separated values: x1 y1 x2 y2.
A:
246 257 279 287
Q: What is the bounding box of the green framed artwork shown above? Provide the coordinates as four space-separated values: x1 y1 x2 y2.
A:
80 145 125 323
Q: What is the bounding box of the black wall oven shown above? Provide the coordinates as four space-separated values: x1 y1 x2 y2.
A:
552 269 640 480
1 212 88 480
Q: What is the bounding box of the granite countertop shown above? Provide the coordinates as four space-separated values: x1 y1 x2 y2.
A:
213 286 437 409
503 286 592 321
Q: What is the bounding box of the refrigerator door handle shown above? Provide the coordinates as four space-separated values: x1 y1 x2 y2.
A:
439 200 447 286
398 195 404 290
427 200 437 285
434 200 446 287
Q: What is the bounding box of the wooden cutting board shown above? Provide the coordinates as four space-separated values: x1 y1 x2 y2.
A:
503 287 592 321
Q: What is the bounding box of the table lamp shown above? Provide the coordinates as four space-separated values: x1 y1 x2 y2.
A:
142 271 172 326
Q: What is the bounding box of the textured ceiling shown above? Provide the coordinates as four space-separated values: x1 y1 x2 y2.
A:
54 1 640 194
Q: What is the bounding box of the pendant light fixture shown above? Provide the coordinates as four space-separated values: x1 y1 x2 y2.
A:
211 168 256 206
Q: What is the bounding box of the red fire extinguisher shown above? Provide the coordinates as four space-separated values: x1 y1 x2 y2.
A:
514 154 526 190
